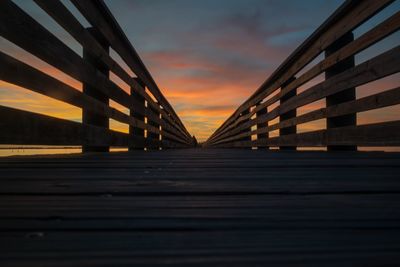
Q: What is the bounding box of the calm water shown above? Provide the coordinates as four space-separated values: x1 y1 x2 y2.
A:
0 145 82 157
0 146 129 157
0 146 398 157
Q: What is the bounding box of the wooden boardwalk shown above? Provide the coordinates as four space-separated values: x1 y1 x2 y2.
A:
1 1 399 265
1 149 400 266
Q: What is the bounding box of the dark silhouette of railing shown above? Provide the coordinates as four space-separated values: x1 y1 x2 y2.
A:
0 1 400 264
0 0 194 151
205 0 400 150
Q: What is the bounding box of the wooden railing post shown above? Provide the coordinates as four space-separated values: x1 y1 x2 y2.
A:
162 114 172 148
129 78 146 151
279 77 297 150
82 27 109 153
325 32 357 151
159 105 163 149
239 108 251 148
256 103 268 149
148 105 161 150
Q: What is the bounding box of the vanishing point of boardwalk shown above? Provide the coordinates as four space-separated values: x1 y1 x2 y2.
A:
0 0 400 266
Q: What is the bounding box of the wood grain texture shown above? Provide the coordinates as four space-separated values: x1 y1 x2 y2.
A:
0 51 184 144
215 86 400 145
32 0 189 142
0 149 399 266
0 0 191 145
212 46 400 145
0 105 185 148
215 121 400 148
207 0 397 146
69 0 191 139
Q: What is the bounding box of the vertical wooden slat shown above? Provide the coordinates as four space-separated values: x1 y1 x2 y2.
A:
256 104 268 150
161 114 172 147
159 106 164 149
206 0 395 147
192 135 198 147
70 0 191 140
325 32 357 151
82 27 110 153
239 108 252 148
148 105 161 150
129 78 146 151
279 77 297 151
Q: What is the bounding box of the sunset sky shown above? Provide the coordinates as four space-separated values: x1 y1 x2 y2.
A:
0 0 399 142
104 0 344 141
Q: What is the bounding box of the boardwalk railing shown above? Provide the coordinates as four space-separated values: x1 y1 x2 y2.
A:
205 0 400 150
0 0 194 152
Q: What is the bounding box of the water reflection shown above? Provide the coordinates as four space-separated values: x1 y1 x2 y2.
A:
0 145 82 157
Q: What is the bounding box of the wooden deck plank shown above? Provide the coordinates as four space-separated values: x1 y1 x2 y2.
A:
1 230 400 266
0 149 399 266
0 171 399 194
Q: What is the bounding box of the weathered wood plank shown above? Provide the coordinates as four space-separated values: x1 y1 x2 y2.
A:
219 121 400 148
70 0 191 139
82 27 110 152
219 86 400 143
0 172 399 194
208 0 396 145
0 149 399 265
1 230 400 267
0 0 128 109
0 0 189 145
0 194 399 231
0 52 188 145
243 0 395 110
34 0 189 140
279 77 297 150
325 32 356 151
0 105 185 148
213 46 400 145
0 105 129 146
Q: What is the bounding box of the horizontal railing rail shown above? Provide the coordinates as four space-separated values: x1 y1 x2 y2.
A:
205 0 400 150
0 0 194 152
